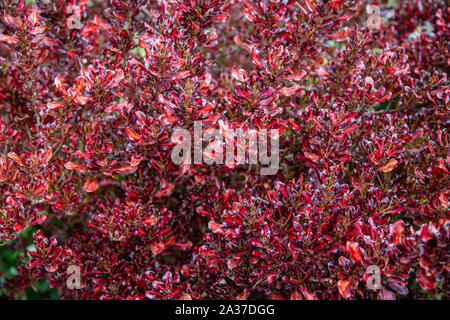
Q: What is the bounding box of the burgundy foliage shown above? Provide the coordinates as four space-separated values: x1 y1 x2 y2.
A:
0 0 448 299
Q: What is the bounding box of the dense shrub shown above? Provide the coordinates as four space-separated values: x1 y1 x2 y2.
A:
0 0 448 299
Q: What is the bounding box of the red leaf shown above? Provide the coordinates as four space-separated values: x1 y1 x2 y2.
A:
416 270 435 290
2 13 18 29
7 152 25 166
130 154 143 167
33 184 47 195
111 69 124 87
236 293 249 300
283 71 306 81
54 75 64 92
94 15 109 30
15 192 27 199
196 207 209 216
31 215 47 225
231 66 248 82
243 8 259 23
377 159 398 172
227 258 242 269
29 8 38 27
153 184 174 197
346 241 362 263
374 91 392 103
342 124 358 135
31 24 46 35
278 85 302 96
173 241 193 251
390 220 405 244
304 152 321 162
74 95 92 105
290 289 302 300
142 216 157 226
337 280 351 299
126 128 141 141
83 179 99 193
208 220 224 234
150 242 165 256
64 162 86 171
47 102 64 109
0 34 19 44
251 49 264 69
135 111 146 124
112 165 137 174
304 0 317 13
300 287 317 300
41 148 53 164
328 28 351 41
